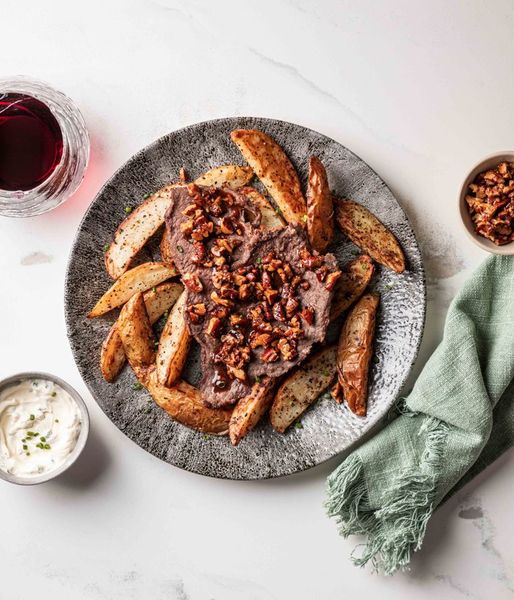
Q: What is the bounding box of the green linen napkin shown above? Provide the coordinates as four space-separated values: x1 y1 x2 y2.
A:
326 254 514 575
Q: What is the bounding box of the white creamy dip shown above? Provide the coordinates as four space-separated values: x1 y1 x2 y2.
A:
0 378 82 478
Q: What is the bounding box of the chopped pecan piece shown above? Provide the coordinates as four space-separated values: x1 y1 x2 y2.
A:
284 297 299 318
192 241 206 264
325 270 341 291
272 302 286 322
264 289 279 304
300 248 324 270
180 219 194 235
230 314 248 327
182 203 197 217
206 317 222 337
211 291 233 307
315 266 329 282
233 274 247 286
219 284 238 300
220 217 234 234
261 347 279 363
187 303 206 324
249 332 273 349
277 338 297 361
300 306 315 325
227 366 247 382
261 271 272 289
238 283 253 301
183 273 203 293
213 307 229 319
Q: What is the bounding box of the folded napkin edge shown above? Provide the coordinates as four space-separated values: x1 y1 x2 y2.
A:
325 411 450 575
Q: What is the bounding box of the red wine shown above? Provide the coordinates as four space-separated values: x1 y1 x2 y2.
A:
0 93 63 191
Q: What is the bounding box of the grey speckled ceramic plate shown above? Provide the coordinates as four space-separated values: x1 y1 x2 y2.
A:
65 117 425 480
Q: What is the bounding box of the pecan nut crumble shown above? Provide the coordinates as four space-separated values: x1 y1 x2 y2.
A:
165 184 340 407
465 161 514 246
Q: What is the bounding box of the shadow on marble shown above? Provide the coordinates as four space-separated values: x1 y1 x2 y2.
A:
407 450 514 581
52 423 112 490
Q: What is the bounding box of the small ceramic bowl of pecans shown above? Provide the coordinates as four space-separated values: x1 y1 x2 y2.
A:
459 152 514 254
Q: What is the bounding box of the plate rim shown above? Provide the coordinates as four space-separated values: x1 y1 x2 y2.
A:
65 115 427 480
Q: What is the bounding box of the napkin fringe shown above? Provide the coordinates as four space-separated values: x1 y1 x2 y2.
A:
326 413 449 575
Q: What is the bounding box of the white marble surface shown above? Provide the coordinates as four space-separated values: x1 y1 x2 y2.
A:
1 1 513 598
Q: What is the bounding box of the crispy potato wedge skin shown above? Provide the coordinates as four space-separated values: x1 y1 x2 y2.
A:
240 186 285 231
160 229 175 267
335 199 405 273
194 165 254 189
307 156 334 253
100 282 183 382
229 377 276 445
336 293 379 416
231 129 306 225
88 262 177 318
330 255 374 321
100 326 126 383
270 346 337 433
117 292 156 374
105 184 178 279
146 367 232 435
156 291 191 386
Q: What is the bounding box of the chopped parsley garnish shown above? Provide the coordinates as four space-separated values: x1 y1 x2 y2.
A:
295 420 303 429
132 382 144 391
124 206 133 214
40 437 46 443
55 419 59 423
44 444 51 450
51 391 57 397
152 286 157 293
143 192 151 199
29 414 35 420
22 444 27 450
255 376 261 383
103 244 110 252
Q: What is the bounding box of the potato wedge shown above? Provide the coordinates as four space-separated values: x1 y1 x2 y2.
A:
335 293 379 416
330 255 374 321
104 184 178 279
306 156 334 253
241 187 285 231
100 282 183 382
231 129 306 225
156 291 191 386
229 377 276 446
335 199 405 273
117 292 156 377
270 346 337 433
146 367 231 435
195 165 254 189
88 262 177 318
160 229 175 267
